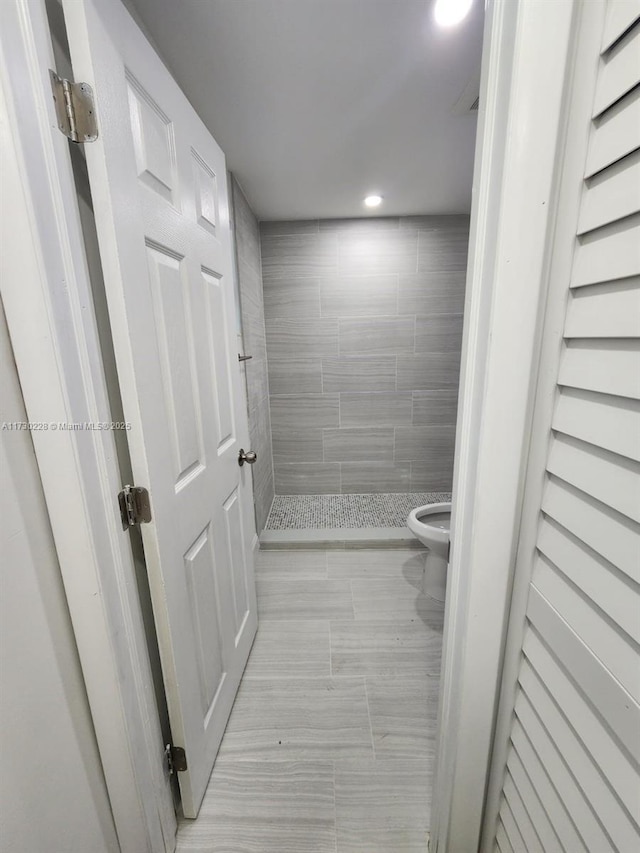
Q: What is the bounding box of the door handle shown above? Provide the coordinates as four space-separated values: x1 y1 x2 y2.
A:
238 448 257 466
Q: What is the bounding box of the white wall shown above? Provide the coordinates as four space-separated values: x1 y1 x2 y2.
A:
0 301 118 853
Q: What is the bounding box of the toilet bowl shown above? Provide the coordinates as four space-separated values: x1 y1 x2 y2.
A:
407 502 451 602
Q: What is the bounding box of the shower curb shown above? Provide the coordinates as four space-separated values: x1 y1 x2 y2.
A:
258 526 424 550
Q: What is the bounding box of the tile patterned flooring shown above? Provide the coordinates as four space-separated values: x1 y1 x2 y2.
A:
266 492 451 529
177 548 443 853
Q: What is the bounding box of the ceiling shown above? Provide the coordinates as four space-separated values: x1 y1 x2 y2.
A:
125 0 484 220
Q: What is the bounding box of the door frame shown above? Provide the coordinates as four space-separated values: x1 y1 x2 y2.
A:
430 0 581 850
1 0 579 850
0 1 175 851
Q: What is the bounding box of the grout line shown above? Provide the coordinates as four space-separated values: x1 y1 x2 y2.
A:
363 677 377 758
331 758 338 853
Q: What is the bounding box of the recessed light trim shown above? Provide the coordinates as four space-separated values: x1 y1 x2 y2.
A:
434 0 473 27
364 194 383 208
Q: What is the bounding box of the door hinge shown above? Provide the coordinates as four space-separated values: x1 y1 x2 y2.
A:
49 70 98 143
118 485 152 530
165 743 187 775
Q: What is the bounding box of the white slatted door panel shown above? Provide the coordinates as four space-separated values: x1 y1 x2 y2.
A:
492 2 640 848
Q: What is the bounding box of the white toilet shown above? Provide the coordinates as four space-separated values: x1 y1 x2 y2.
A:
407 502 452 602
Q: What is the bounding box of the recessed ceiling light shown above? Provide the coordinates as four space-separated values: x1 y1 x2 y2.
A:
364 195 383 208
434 0 473 27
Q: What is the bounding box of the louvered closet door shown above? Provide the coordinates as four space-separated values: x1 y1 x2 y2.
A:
492 2 640 851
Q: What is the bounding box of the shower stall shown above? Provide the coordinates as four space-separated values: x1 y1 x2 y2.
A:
231 179 468 543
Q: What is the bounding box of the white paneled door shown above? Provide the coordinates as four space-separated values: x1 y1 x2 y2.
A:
62 0 258 817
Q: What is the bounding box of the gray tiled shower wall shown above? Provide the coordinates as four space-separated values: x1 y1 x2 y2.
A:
231 177 275 531
260 216 469 495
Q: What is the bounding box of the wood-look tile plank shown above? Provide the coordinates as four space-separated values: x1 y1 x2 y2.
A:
366 676 440 760
218 677 373 760
243 621 331 678
327 549 425 579
334 759 432 852
256 549 328 579
331 620 442 677
257 578 354 620
350 577 445 623
176 760 335 853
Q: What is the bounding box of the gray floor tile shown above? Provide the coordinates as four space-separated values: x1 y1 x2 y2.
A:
176 760 335 853
350 577 445 621
219 677 374 759
243 621 331 677
334 759 431 853
366 676 440 760
257 578 354 620
331 620 442 677
256 549 328 579
327 549 425 579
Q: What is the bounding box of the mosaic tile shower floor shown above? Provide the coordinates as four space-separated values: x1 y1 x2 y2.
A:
265 493 451 530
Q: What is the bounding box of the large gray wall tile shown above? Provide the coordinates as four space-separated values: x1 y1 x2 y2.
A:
338 229 418 276
261 232 338 281
266 319 339 359
271 394 340 430
268 358 323 394
340 393 412 427
320 275 397 318
415 314 463 353
320 217 400 233
398 271 466 315
322 356 397 393
273 428 324 464
275 463 341 494
410 460 455 491
417 228 469 272
339 317 414 354
264 277 321 320
231 175 274 530
400 214 469 231
397 352 461 390
261 214 469 494
260 219 319 236
324 428 395 462
395 425 456 462
412 391 458 425
340 462 411 494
